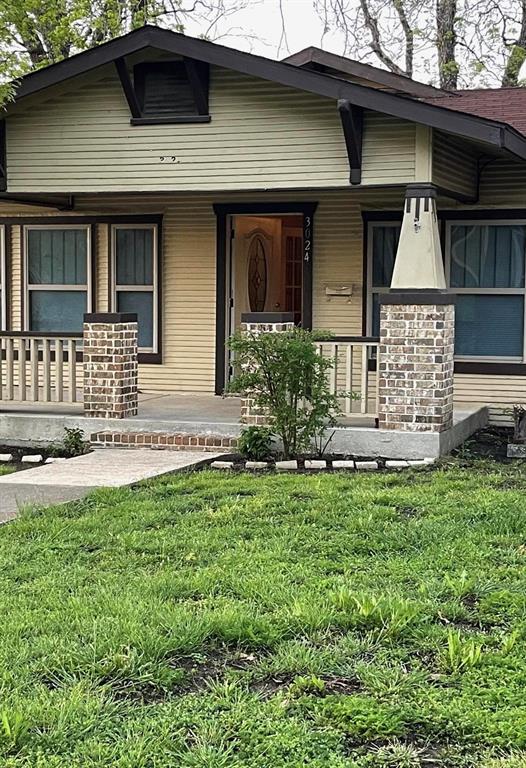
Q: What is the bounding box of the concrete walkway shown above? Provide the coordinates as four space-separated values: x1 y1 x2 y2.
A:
0 449 221 521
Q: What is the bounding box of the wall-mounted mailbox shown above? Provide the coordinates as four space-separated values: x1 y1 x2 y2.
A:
324 283 354 302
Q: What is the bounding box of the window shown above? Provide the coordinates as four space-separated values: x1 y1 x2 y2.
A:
133 61 208 121
111 225 158 353
367 223 400 337
24 225 91 332
0 225 5 330
368 219 526 362
447 223 526 359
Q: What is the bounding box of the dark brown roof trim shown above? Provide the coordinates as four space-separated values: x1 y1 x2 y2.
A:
284 47 445 99
11 25 526 162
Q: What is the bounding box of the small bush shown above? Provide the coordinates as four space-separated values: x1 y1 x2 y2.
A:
238 426 273 461
229 327 351 459
49 427 90 458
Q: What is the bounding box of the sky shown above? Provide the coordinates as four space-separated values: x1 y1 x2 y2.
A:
183 0 353 64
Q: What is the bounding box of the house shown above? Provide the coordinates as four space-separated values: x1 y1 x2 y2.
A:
0 25 524 454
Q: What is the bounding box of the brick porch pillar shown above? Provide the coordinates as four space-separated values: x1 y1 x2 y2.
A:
83 312 139 419
378 184 455 433
239 312 295 426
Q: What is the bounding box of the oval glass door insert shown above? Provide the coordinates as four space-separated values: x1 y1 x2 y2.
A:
248 235 268 312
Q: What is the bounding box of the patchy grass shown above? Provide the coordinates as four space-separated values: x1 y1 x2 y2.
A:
0 462 526 766
0 465 14 477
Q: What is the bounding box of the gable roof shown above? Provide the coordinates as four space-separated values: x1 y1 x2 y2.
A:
9 25 526 162
283 47 444 99
424 88 526 137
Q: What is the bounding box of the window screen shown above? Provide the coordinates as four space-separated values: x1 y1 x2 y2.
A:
26 227 89 333
112 225 157 352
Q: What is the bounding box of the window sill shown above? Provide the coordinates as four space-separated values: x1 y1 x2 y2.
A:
138 352 162 365
130 116 211 126
455 361 526 375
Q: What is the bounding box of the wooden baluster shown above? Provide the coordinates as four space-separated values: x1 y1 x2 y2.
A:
55 339 63 402
374 344 380 418
329 343 337 396
5 338 13 400
360 344 369 415
345 343 352 415
18 338 26 401
68 340 77 402
42 339 51 402
30 338 39 401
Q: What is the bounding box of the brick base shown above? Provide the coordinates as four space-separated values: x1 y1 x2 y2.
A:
83 315 139 419
378 302 454 433
90 431 238 451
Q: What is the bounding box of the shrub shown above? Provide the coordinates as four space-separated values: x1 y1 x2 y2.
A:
228 328 350 459
238 426 273 461
49 427 90 458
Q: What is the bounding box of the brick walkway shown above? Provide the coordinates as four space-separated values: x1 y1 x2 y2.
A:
0 449 221 521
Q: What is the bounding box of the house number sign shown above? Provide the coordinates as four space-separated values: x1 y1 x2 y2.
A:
304 216 312 262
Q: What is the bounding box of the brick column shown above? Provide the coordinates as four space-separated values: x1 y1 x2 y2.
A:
83 312 139 419
378 295 455 432
378 183 455 433
239 312 295 426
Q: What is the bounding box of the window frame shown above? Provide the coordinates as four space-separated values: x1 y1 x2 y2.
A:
444 219 526 363
23 223 92 334
367 218 526 363
0 225 6 330
110 223 159 356
366 221 401 338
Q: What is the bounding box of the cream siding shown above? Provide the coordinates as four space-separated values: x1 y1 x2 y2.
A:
7 66 350 193
361 112 416 185
432 130 478 199
5 64 422 193
478 158 526 206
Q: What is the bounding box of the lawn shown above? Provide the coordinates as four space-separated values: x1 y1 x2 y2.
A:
0 461 526 767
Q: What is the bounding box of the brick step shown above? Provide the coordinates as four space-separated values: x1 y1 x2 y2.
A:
90 431 238 452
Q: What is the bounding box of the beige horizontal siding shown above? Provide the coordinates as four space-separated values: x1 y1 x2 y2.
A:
7 65 349 193
361 112 416 185
455 374 526 424
478 158 526 207
432 130 477 199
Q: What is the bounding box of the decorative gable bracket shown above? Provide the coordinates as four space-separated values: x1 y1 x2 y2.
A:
337 99 363 185
114 56 210 125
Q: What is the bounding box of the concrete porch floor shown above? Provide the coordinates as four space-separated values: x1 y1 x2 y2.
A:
0 391 489 459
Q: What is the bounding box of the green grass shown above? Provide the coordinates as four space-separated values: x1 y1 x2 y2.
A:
0 465 14 476
1 462 526 766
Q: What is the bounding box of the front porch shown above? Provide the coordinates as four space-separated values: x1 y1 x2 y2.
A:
0 389 488 459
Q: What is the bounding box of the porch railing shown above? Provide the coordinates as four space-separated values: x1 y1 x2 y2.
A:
316 336 380 419
0 332 83 404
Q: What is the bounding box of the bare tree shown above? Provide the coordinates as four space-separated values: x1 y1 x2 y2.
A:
314 0 526 88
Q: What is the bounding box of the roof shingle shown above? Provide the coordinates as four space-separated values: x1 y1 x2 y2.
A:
424 88 526 136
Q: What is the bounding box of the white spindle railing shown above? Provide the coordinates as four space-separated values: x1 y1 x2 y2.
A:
0 332 83 404
316 337 380 419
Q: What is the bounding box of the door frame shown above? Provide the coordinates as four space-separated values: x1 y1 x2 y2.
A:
213 201 318 395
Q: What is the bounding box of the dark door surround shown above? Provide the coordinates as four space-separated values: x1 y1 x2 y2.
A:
213 201 318 395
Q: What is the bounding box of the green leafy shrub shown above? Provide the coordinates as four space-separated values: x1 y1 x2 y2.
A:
229 328 351 459
49 427 90 458
238 426 273 461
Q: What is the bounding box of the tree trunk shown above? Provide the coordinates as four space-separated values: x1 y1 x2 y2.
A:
502 0 526 86
436 0 458 89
